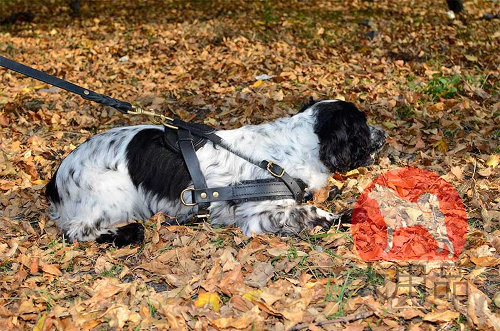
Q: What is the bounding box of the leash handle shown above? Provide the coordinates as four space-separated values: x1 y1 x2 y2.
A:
0 55 132 114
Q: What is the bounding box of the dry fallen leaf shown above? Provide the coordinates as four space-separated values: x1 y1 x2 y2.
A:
422 310 460 322
210 316 254 329
486 154 499 168
468 285 500 330
194 292 221 312
41 264 62 276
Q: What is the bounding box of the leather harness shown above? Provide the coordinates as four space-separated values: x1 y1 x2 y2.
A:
0 55 306 221
166 118 306 220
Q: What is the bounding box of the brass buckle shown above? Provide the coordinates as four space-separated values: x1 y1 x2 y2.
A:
267 161 285 178
180 187 196 206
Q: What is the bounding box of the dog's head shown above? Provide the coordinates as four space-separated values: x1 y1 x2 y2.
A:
301 99 386 173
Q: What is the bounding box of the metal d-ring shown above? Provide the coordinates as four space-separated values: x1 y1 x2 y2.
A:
180 187 196 206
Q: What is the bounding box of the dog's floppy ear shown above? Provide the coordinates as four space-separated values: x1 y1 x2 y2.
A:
298 97 319 113
314 101 371 173
315 106 352 172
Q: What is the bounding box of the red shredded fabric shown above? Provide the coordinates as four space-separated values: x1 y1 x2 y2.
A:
352 168 467 261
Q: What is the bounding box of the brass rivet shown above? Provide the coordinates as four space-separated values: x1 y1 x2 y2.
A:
213 192 219 198
83 90 90 95
200 192 207 199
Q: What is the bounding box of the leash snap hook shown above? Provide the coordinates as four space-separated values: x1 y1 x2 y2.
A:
129 105 178 129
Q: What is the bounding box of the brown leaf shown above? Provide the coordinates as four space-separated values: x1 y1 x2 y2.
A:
313 186 330 204
244 262 275 288
422 310 460 322
41 264 62 276
450 166 463 180
29 257 39 274
468 285 500 330
210 316 254 329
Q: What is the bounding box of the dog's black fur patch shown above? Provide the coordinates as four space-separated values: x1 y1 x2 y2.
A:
126 128 191 201
45 168 61 204
314 101 372 173
96 222 145 247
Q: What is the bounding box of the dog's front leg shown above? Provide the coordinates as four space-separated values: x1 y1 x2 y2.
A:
237 201 340 236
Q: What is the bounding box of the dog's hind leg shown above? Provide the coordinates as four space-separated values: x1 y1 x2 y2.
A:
95 223 145 247
59 215 145 247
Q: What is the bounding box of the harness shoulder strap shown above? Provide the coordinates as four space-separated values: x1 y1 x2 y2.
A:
177 129 210 218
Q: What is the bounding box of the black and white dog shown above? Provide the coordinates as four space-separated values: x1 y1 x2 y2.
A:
46 99 386 246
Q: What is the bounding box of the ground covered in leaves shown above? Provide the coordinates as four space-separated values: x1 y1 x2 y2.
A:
1 0 499 330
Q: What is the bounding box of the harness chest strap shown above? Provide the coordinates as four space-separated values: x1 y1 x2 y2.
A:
190 180 300 204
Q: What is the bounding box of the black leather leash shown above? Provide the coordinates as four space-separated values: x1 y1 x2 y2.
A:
0 55 306 221
0 55 133 114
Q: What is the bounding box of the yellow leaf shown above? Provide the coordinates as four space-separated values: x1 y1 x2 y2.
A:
383 121 397 129
432 102 445 111
345 169 359 177
34 84 48 90
242 289 262 301
32 179 49 185
33 313 47 331
252 80 264 88
328 177 343 190
494 292 500 308
465 54 478 62
434 140 449 153
486 154 499 168
194 292 221 312
205 117 217 126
